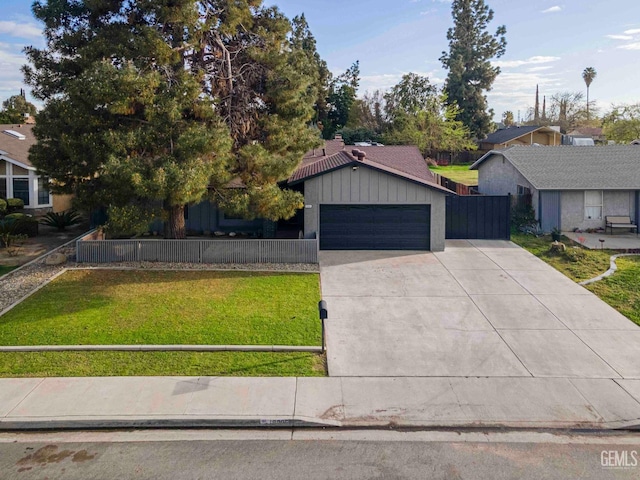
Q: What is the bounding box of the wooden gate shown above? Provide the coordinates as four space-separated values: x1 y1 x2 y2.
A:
446 195 511 240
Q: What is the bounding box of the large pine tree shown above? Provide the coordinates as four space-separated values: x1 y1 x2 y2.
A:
25 0 320 238
440 0 506 139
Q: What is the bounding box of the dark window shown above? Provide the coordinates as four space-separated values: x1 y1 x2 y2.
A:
12 178 29 205
517 185 531 196
0 178 6 199
38 177 50 205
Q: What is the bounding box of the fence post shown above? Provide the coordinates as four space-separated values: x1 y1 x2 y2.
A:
137 241 141 262
199 240 203 264
506 193 512 240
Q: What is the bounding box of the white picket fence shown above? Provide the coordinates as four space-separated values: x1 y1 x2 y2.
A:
76 238 318 264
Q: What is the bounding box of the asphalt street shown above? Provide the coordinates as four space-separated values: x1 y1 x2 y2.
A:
1 429 639 479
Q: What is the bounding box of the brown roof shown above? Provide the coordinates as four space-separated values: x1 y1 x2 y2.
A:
289 144 449 193
0 124 35 168
568 127 604 137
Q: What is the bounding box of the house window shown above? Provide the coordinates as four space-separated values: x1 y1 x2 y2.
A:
517 185 531 196
585 190 603 220
12 178 30 205
38 177 51 205
0 178 6 199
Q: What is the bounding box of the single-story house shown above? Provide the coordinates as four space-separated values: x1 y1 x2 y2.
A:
470 145 640 232
287 140 451 251
0 124 72 213
567 127 607 144
479 126 562 151
179 138 451 250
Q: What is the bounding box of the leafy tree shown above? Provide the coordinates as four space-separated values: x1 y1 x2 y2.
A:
440 0 507 139
603 103 640 143
0 93 37 123
381 74 476 156
582 67 597 121
502 110 514 127
25 0 320 238
323 61 360 139
384 73 438 120
347 89 386 135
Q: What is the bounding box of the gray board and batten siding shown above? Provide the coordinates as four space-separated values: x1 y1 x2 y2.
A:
302 164 447 251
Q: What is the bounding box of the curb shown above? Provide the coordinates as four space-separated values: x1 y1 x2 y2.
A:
0 417 342 431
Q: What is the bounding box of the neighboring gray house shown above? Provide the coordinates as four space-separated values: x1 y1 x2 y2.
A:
471 146 640 232
288 141 451 251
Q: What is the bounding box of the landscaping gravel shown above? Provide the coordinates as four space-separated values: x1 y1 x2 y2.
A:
0 240 318 314
77 261 319 272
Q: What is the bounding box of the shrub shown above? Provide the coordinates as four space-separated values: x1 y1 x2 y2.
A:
40 209 82 231
0 198 6 216
3 214 39 237
6 198 24 212
511 204 536 229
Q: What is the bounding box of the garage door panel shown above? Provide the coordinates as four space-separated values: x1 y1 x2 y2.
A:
320 204 430 250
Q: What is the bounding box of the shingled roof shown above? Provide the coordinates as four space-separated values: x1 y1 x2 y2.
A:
483 126 554 145
470 145 640 190
0 124 35 168
289 143 450 193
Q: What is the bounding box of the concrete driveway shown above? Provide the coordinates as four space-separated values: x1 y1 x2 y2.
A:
320 240 640 378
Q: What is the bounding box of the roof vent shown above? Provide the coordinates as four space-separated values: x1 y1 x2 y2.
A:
3 130 26 140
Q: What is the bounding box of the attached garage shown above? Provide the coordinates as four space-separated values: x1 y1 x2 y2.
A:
288 145 451 252
319 204 431 250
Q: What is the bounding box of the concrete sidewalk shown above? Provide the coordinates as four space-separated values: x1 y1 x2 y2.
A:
2 376 640 431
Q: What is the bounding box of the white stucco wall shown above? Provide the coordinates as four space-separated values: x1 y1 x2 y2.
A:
561 190 637 231
476 154 539 217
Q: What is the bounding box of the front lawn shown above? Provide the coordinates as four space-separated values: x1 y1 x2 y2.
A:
511 231 640 327
0 270 325 376
429 164 478 186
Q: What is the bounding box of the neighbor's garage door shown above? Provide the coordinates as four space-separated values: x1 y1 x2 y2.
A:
320 205 430 250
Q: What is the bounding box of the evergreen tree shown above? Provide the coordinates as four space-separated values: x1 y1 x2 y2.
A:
323 61 360 139
440 0 506 139
25 0 320 238
534 85 540 124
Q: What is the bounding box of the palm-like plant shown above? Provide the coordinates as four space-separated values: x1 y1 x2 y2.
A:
582 67 597 121
40 209 82 231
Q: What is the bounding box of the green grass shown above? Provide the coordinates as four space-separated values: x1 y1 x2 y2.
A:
0 265 16 277
429 164 478 186
510 230 612 283
511 230 640 327
0 351 326 377
0 270 325 377
585 257 640 326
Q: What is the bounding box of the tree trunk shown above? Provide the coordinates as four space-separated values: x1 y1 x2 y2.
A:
164 203 186 239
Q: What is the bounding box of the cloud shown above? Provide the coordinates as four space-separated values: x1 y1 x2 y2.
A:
618 42 640 50
606 28 640 50
493 55 561 69
527 66 553 72
0 20 42 40
606 34 633 40
541 6 562 13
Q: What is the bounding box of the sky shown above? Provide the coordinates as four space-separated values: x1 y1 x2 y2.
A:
1 0 639 122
